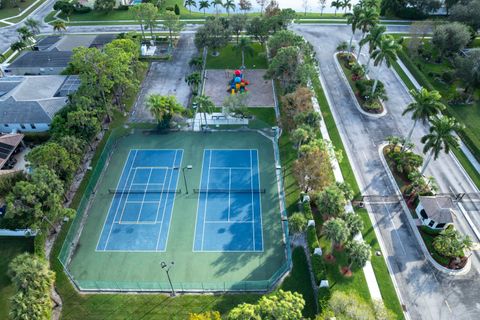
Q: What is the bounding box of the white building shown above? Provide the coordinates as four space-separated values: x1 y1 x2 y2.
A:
416 196 456 230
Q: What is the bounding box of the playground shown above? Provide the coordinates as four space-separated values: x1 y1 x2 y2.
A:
204 69 275 107
61 130 288 291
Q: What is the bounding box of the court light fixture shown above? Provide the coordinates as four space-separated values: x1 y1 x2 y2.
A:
160 261 176 296
182 165 193 194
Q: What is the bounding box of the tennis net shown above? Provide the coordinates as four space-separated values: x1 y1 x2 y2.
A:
193 188 266 193
108 188 181 194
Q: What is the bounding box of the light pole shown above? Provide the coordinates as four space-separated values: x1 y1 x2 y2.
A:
182 165 193 194
160 261 176 296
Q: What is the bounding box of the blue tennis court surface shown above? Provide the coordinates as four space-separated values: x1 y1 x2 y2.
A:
96 149 183 252
194 149 263 252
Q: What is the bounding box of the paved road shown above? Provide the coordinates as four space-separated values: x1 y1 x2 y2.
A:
130 32 198 121
292 24 480 320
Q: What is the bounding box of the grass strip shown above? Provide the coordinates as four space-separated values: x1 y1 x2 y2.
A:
311 74 405 320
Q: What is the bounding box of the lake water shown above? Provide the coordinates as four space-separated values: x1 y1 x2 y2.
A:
190 0 358 14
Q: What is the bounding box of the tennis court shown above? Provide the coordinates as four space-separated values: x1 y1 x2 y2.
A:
96 149 183 252
193 149 263 252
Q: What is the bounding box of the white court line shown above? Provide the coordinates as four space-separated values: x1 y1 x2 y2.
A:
155 150 178 251
250 150 255 251
160 149 184 252
103 150 139 249
152 165 169 223
131 183 165 186
136 168 153 223
192 149 207 251
201 150 213 251
255 149 264 250
118 221 158 225
205 221 254 224
118 167 140 223
210 166 251 170
123 200 165 204
95 149 135 251
228 168 231 222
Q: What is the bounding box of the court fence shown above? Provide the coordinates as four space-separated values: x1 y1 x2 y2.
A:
58 127 293 293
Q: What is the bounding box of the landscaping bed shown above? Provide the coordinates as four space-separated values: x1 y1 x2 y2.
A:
336 53 385 114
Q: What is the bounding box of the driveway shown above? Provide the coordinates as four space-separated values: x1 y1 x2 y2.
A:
130 32 198 122
292 24 480 320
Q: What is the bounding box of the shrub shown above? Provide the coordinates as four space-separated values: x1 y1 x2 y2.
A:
355 79 387 101
336 41 348 52
289 212 308 234
73 5 92 13
364 100 382 112
311 254 326 282
441 71 453 84
174 4 180 15
307 225 319 253
117 5 129 10
302 201 314 220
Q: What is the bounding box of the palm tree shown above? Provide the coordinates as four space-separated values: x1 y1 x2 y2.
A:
345 4 362 55
433 227 473 258
16 26 33 44
340 0 351 13
185 0 197 13
292 125 316 156
194 95 216 129
185 72 202 95
370 35 400 96
345 240 371 271
146 95 185 128
357 6 379 57
223 0 236 16
331 0 342 16
24 18 41 35
360 24 386 73
323 218 349 256
199 0 210 15
402 88 446 145
212 0 223 14
10 41 27 52
233 37 254 69
52 20 66 33
420 116 463 174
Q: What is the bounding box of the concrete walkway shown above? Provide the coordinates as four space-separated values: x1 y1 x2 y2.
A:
310 79 383 302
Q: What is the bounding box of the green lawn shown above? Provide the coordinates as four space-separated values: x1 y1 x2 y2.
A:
206 43 268 70
2 0 48 23
0 237 35 320
311 75 405 319
248 107 277 129
394 38 480 168
280 247 317 318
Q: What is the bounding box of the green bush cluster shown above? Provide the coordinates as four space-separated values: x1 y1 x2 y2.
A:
311 254 327 283
307 225 319 254
302 200 314 220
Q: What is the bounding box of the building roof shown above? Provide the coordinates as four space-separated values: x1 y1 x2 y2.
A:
8 51 73 69
34 36 61 51
89 34 116 48
419 196 455 224
0 97 53 124
0 133 24 169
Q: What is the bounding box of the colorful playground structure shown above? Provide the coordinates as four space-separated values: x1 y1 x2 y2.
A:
228 69 250 95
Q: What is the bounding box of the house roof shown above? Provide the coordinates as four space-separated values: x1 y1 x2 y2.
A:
34 36 61 51
0 133 24 169
8 51 73 69
0 97 53 124
89 34 116 48
419 196 455 224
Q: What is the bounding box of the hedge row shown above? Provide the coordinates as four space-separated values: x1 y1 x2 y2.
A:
307 225 319 254
303 200 314 220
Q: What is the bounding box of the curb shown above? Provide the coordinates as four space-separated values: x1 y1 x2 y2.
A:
333 51 387 118
378 142 472 276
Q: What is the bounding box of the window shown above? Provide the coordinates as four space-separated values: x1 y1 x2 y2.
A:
30 124 36 129
428 220 435 227
4 124 8 127
436 223 446 229
20 124 26 129
419 209 428 220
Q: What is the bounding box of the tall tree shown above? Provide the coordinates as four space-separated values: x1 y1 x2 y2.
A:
370 34 400 95
232 37 254 68
344 212 364 238
10 41 27 52
52 20 66 33
24 18 40 35
340 0 352 13
185 0 197 13
26 142 77 183
315 184 347 217
256 0 267 15
199 0 210 15
146 95 185 128
420 116 463 174
345 240 371 271
318 0 327 15
356 6 379 57
450 0 480 32
185 71 202 95
239 0 252 13
402 88 445 145
432 22 471 58
211 0 223 14
16 26 33 45
454 49 480 98
194 95 216 129
345 4 362 54
323 218 349 254
131 4 148 41
229 14 247 43
194 17 230 55
246 16 270 46
162 11 184 47
265 46 311 91
331 0 342 15
360 24 386 73
223 0 236 16
143 3 159 40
